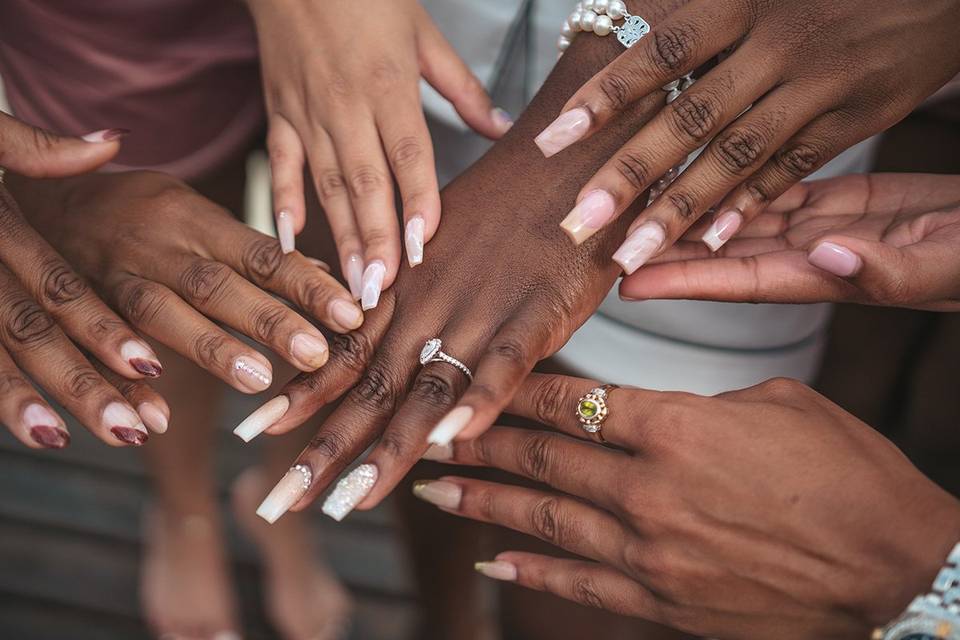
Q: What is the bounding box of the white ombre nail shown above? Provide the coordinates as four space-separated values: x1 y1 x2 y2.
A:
701 209 743 252
233 395 290 442
534 107 591 157
360 260 386 311
233 356 272 392
256 463 312 524
474 560 518 581
346 254 364 300
427 406 473 446
412 480 462 510
321 463 378 522
405 216 425 267
277 210 295 254
422 443 453 461
612 221 666 275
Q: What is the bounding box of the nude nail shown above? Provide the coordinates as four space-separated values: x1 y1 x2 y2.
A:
405 216 425 267
427 406 474 446
422 443 453 461
330 298 363 330
81 128 130 143
346 254 364 300
701 209 743 252
256 463 313 524
233 356 272 392
212 632 241 640
290 332 328 370
535 107 591 158
277 209 295 254
322 463 378 522
474 560 518 581
104 402 149 445
491 107 514 135
24 404 69 449
613 221 666 275
120 340 162 377
560 190 617 244
137 402 168 434
360 260 386 311
808 242 862 277
413 480 462 510
233 395 290 442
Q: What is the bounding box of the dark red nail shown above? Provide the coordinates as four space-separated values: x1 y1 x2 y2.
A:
130 358 163 377
111 426 148 445
30 426 71 449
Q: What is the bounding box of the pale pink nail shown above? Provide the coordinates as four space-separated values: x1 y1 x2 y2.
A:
290 332 328 370
277 210 295 254
321 463 378 522
535 107 591 157
422 443 453 461
405 216 425 267
491 107 514 135
475 560 517 581
360 260 386 311
137 402 169 434
613 221 666 275
808 242 862 277
701 209 743 252
330 298 363 330
427 406 474 446
233 356 272 392
413 480 462 510
81 128 129 143
234 395 289 442
257 463 312 524
560 190 616 244
345 254 364 300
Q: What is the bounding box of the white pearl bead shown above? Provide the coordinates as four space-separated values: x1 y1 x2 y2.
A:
582 0 595 10
593 0 610 14
561 20 575 38
608 0 626 19
558 35 571 51
593 14 613 36
570 11 583 31
580 10 597 32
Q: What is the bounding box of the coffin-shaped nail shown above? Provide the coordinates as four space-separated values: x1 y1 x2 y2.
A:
701 209 743 252
427 406 474 446
612 221 666 275
256 463 313 524
234 395 290 442
535 107 591 157
405 216 425 267
412 480 462 510
321 463 378 522
360 260 386 311
345 254 364 300
560 190 617 245
277 209 295 254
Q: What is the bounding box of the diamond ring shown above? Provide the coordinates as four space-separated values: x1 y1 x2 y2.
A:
576 384 618 442
419 338 473 381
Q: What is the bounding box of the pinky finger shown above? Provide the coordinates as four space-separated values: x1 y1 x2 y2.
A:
0 349 70 449
267 113 307 254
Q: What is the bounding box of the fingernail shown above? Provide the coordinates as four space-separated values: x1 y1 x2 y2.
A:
24 404 70 449
277 209 295 254
256 463 313 524
560 190 616 244
405 216 425 267
534 107 591 158
307 257 332 272
412 480 462 510
104 402 149 445
81 128 130 143
475 560 517 581
360 260 386 311
613 221 666 275
322 463 378 522
29 425 71 449
427 406 474 446
808 242 862 277
233 356 272 392
330 298 363 330
701 209 743 252
290 332 328 370
422 443 453 461
234 395 290 442
491 107 514 135
346 254 364 300
212 632 242 640
137 402 169 434
121 340 162 377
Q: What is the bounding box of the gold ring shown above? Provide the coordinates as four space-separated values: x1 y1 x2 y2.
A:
576 384 618 442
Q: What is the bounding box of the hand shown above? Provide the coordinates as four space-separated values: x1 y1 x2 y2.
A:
415 373 960 638
621 173 960 311
6 169 364 396
245 0 512 307
538 0 960 273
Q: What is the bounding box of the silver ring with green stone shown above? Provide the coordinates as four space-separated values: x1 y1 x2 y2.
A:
576 384 618 442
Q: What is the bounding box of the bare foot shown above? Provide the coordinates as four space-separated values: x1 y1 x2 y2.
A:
232 468 353 640
141 507 241 640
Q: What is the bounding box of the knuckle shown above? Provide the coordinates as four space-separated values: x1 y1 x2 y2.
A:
597 71 634 111
531 496 566 545
178 260 230 305
370 58 404 85
648 24 697 73
759 376 802 399
622 541 651 577
5 298 56 346
329 331 374 376
89 316 125 341
116 280 167 326
487 338 527 367
250 303 288 344
191 331 228 369
38 258 89 305
0 372 29 395
350 366 400 414
475 485 497 521
242 237 285 282
308 428 350 461
62 364 100 397
775 142 825 179
571 573 606 610
377 430 415 461
316 170 348 201
410 371 456 408
871 275 912 306
668 92 722 143
347 165 386 199
387 136 424 171
614 150 653 191
665 190 697 221
532 375 570 427
712 126 767 174
517 432 554 483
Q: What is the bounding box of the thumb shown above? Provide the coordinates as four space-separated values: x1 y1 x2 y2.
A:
0 112 126 178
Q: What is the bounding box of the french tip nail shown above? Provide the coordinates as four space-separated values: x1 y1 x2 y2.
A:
121 340 162 377
411 479 462 510
426 406 474 446
111 426 149 446
474 560 518 581
256 463 313 524
360 261 385 311
29 426 71 449
81 128 130 143
233 395 290 442
277 210 295 254
129 358 163 377
701 210 743 252
321 463 378 522
137 402 169 434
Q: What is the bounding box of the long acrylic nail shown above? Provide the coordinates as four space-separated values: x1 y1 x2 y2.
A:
560 190 616 245
234 395 290 442
808 242 862 277
137 402 168 434
360 260 386 311
422 443 453 461
277 209 295 254
121 340 162 377
405 216 425 267
24 404 69 449
701 209 743 252
233 356 272 392
535 107 591 158
346 254 364 300
491 107 514 135
321 463 378 522
256 463 313 524
104 402 149 445
81 128 130 143
412 480 462 510
475 560 518 581
330 298 363 330
427 406 474 446
291 332 328 370
613 221 666 275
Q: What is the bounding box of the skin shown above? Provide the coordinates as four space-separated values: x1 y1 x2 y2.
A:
623 172 960 310
418 373 960 639
547 0 960 267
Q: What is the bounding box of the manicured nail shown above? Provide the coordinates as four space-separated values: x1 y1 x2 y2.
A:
322 463 378 522
360 260 386 311
277 209 295 254
212 632 241 640
29 425 71 449
491 107 514 135
412 480 462 510
81 128 130 143
233 356 272 392
427 406 474 446
808 242 862 277
405 216 425 267
104 402 149 445
234 395 290 442
307 257 332 272
290 332 328 370
701 209 743 252
613 221 666 275
121 340 162 377
560 190 616 244
256 463 312 524
137 402 169 434
24 404 69 448
422 443 453 461
330 298 363 330
535 107 591 158
474 560 517 581
346 254 364 300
